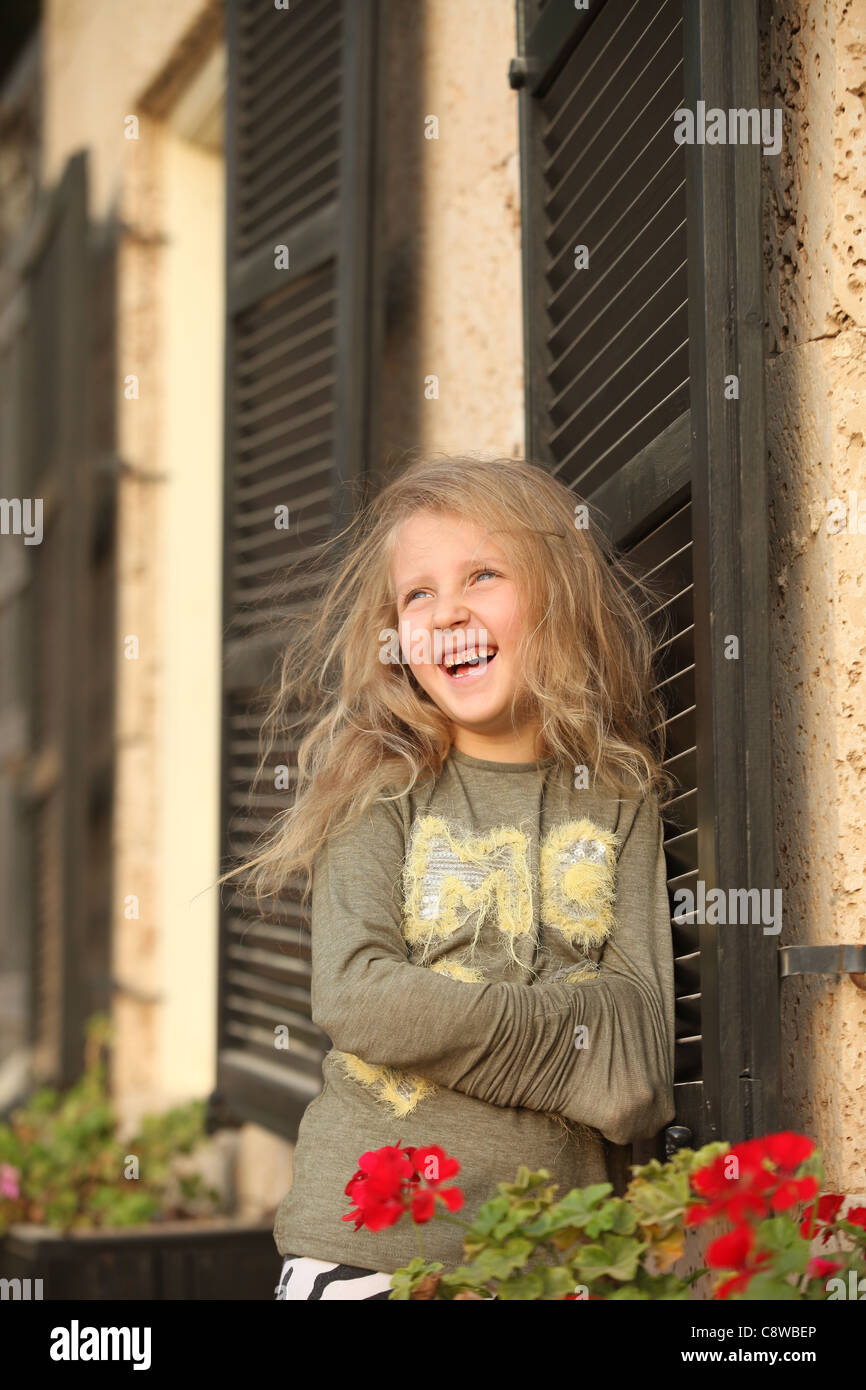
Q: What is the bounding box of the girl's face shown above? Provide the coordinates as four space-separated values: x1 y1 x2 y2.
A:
390 509 542 759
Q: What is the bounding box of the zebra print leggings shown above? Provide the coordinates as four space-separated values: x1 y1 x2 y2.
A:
274 1253 392 1300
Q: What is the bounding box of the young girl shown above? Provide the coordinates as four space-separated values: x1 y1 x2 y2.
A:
231 453 677 1301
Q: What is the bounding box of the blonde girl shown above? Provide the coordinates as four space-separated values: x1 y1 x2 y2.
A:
227 452 677 1301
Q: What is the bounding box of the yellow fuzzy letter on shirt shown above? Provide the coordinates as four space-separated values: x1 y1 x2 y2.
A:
401 814 534 965
539 818 618 948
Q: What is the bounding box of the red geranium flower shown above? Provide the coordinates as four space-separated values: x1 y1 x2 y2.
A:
406 1144 460 1185
343 1141 464 1232
342 1142 419 1231
691 1154 739 1198
411 1187 436 1223
689 1132 818 1231
770 1176 819 1212
728 1137 775 1174
405 1143 464 1218
714 1252 773 1301
688 1149 776 1226
707 1225 754 1270
816 1194 845 1224
763 1131 814 1171
806 1257 843 1280
800 1193 853 1243
438 1186 464 1212
709 1230 774 1301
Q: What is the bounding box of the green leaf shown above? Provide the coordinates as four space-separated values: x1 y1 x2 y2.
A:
755 1217 804 1253
538 1265 579 1299
497 1269 546 1300
492 1200 545 1242
466 1195 509 1242
440 1265 491 1292
626 1170 693 1229
505 1166 556 1195
461 1238 535 1282
534 1184 613 1236
584 1199 637 1238
632 1266 693 1299
735 1273 802 1301
574 1235 648 1282
388 1258 443 1301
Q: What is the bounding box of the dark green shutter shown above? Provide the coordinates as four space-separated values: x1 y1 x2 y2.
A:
215 0 384 1138
514 0 778 1150
1 151 113 1087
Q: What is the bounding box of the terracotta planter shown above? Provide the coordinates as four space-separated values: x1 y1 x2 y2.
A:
0 1216 279 1299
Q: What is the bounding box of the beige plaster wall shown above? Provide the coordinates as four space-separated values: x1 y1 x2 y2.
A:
41 0 225 1118
157 128 223 1105
42 0 207 221
380 0 524 466
761 0 866 1192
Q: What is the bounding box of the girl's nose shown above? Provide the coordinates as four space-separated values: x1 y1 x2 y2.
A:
432 595 471 630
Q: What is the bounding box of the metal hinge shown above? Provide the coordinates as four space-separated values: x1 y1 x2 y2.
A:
507 56 540 90
779 945 866 990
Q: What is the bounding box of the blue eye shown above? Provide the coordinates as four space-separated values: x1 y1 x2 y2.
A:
401 570 498 606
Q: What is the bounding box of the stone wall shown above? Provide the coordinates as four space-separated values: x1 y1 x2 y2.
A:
761 0 866 1192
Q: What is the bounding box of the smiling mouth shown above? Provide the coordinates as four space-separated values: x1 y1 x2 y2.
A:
439 650 498 681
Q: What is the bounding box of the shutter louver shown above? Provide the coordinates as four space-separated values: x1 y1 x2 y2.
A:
235 0 341 257
538 0 688 490
217 0 382 1139
536 1 697 1092
229 265 337 634
624 502 700 1087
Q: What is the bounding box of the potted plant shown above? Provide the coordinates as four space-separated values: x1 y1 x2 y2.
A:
339 1135 866 1300
0 1015 278 1299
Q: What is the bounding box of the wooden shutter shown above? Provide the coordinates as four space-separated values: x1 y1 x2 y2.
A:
0 151 113 1087
215 0 384 1139
0 226 33 1080
514 0 778 1150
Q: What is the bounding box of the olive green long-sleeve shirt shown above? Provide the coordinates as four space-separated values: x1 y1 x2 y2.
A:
273 747 676 1273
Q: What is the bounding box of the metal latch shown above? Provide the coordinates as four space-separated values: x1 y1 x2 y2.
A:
779 945 866 990
665 1125 694 1158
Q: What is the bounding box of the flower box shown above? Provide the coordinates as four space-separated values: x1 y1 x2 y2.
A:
0 1215 279 1300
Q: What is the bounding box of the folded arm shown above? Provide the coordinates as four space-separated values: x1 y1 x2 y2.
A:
311 792 675 1144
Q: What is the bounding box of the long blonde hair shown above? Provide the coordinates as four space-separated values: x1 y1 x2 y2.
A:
222 451 675 910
